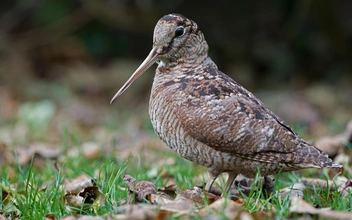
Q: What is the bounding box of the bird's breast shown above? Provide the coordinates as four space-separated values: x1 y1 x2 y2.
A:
149 74 182 146
148 73 207 161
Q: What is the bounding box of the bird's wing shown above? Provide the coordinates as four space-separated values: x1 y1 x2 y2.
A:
173 69 302 162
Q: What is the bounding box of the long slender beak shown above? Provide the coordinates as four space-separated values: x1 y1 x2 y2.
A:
110 48 159 104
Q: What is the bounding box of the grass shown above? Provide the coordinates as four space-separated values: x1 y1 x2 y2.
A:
1 153 351 219
0 100 351 219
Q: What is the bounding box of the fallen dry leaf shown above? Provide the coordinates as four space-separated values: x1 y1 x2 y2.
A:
1 188 8 202
333 153 352 180
339 179 352 197
315 136 346 157
0 143 14 166
113 204 157 219
66 142 101 160
121 174 223 217
157 189 204 213
301 176 351 196
315 119 352 157
198 197 261 220
15 143 62 166
343 119 352 142
157 184 178 199
149 193 174 206
0 183 23 217
156 186 221 215
78 186 104 204
123 174 157 203
60 215 104 220
81 142 101 160
45 213 56 220
64 186 105 209
177 186 220 205
290 197 352 220
278 182 306 200
0 86 17 122
63 175 93 194
64 195 85 208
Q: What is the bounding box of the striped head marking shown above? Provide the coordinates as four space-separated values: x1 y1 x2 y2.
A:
153 13 207 63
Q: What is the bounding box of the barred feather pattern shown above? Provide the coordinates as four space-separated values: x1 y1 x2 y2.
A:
142 13 341 189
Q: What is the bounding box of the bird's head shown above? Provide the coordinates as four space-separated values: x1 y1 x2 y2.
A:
110 13 208 103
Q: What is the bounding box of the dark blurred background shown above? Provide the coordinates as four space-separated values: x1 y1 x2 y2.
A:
0 0 351 138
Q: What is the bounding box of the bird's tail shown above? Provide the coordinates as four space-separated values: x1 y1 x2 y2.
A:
296 143 343 170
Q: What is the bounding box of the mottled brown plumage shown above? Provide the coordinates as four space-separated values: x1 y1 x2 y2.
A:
111 13 342 194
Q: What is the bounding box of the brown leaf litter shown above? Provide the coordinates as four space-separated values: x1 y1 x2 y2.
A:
63 175 105 209
64 186 105 209
119 173 276 219
62 175 94 194
117 173 352 219
301 176 352 196
15 143 62 167
315 119 352 158
123 174 157 203
290 197 352 220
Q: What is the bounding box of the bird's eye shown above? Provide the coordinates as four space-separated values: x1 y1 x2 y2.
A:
175 27 185 37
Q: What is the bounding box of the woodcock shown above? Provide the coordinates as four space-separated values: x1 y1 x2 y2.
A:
111 13 342 194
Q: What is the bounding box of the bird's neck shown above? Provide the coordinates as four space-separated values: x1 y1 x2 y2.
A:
159 50 209 72
180 40 209 66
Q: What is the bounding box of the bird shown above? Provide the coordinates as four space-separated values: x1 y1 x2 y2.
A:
110 13 342 195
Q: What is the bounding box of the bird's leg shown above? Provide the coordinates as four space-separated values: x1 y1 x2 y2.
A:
204 173 218 192
222 172 237 196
